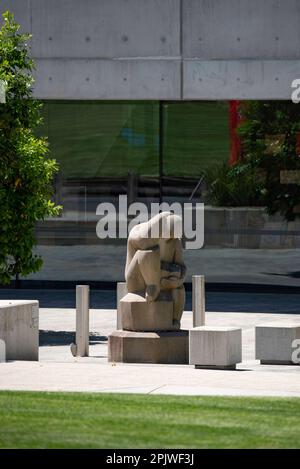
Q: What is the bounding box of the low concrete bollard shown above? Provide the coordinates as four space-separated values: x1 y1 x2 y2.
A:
189 326 242 369
256 324 300 365
0 339 6 362
117 282 128 329
71 285 90 357
192 275 205 327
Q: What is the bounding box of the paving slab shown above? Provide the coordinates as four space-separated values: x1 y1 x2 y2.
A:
0 308 299 397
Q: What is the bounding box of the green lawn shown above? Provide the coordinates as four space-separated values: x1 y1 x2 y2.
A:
0 391 299 448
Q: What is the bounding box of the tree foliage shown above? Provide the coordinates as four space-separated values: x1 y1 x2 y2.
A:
0 11 61 284
205 101 300 220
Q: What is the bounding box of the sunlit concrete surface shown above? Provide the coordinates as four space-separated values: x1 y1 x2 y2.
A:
0 308 299 397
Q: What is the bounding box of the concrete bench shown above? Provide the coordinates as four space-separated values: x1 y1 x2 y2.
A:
256 324 300 365
0 300 39 361
189 326 242 370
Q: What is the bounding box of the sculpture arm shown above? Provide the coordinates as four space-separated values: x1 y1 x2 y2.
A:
125 238 137 279
160 277 183 289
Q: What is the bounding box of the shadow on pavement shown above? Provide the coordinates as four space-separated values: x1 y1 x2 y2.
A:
0 288 300 314
39 330 107 346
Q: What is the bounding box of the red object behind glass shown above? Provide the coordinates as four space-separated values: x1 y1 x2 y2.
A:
229 100 242 165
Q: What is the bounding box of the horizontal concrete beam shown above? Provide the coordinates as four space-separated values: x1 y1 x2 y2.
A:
184 60 299 100
33 58 299 100
33 59 181 99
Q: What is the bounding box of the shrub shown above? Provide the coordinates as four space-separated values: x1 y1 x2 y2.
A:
204 101 300 220
0 12 61 285
203 161 265 207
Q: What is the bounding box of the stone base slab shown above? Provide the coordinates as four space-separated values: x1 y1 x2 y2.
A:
108 330 188 364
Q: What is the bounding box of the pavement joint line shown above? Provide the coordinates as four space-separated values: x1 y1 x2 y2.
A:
147 384 166 395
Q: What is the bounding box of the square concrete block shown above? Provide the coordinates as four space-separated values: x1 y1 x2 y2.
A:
0 339 5 362
256 324 300 365
0 300 39 361
108 330 188 364
189 326 242 369
121 293 173 331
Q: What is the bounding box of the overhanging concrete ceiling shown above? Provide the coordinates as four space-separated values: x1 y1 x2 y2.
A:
2 0 300 100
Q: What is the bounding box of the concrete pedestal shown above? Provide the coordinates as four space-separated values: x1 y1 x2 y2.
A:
108 330 189 364
121 293 174 331
0 300 39 361
256 324 300 365
189 326 242 369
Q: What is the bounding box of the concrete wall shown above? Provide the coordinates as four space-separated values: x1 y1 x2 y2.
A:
2 0 300 99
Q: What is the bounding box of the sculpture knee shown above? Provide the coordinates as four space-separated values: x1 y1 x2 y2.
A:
126 248 161 300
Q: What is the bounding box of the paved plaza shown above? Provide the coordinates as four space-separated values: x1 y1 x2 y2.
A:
0 305 299 397
27 245 300 287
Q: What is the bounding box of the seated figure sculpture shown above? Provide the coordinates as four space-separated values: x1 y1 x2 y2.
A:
125 211 186 329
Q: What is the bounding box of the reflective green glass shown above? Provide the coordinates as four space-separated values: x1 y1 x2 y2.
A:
38 101 159 178
163 101 230 177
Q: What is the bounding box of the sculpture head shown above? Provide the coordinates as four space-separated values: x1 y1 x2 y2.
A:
148 211 182 239
130 211 183 240
162 213 183 239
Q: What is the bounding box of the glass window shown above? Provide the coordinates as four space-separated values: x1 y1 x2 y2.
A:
39 101 159 179
163 101 230 178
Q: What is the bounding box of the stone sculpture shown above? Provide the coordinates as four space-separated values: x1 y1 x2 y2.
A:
124 211 186 329
108 211 188 364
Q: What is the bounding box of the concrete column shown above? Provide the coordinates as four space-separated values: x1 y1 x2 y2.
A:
117 282 128 329
192 275 205 327
75 285 89 356
0 339 6 363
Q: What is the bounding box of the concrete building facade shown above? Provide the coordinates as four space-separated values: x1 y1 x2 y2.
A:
2 0 300 100
2 1 300 286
